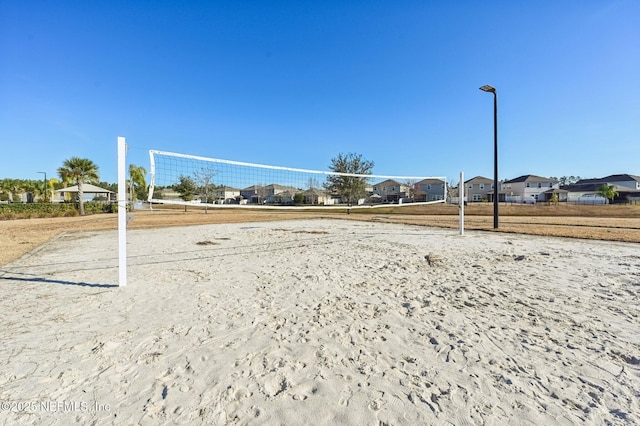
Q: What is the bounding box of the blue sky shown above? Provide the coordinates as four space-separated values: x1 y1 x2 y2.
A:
1 0 638 185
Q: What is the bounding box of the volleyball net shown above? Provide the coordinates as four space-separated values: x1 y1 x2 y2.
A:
148 150 447 209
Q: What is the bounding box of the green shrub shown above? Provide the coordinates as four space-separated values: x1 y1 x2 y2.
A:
81 202 119 214
0 202 119 219
0 203 77 219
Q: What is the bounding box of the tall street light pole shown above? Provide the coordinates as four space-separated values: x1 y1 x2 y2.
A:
479 85 499 229
37 171 47 202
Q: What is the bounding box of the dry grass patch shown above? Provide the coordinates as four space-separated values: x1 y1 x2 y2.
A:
1 204 638 267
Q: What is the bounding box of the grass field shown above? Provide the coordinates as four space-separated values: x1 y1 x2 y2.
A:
0 202 638 267
356 203 640 242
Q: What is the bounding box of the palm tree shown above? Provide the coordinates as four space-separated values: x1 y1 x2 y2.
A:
7 179 25 202
128 164 148 208
0 179 9 201
58 157 99 215
46 178 58 202
596 184 619 204
58 168 74 201
0 179 16 201
24 180 41 202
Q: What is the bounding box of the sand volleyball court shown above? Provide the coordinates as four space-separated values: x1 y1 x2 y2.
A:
0 219 638 425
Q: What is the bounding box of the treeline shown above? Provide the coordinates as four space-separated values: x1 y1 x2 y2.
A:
0 178 117 203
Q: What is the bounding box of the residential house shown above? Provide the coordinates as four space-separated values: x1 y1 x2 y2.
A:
300 188 327 205
371 179 408 203
240 184 297 204
501 175 558 203
576 174 640 190
465 176 495 202
212 186 240 204
265 189 297 205
559 174 640 204
414 178 446 202
151 187 180 201
551 183 612 204
240 185 261 203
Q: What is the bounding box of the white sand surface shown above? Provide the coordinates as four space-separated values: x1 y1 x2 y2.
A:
0 218 638 425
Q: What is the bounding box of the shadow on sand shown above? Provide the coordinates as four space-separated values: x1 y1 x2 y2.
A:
0 274 118 288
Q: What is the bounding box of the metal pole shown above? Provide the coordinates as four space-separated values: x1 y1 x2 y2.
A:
480 85 499 229
493 92 498 229
38 172 47 202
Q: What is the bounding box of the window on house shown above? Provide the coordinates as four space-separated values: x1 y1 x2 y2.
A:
480 184 485 190
427 184 431 190
538 183 542 188
526 183 530 187
468 184 473 189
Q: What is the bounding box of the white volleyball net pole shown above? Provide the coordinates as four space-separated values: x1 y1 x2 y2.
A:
117 137 127 287
459 171 464 236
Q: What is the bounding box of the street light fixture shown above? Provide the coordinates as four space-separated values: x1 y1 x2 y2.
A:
37 171 47 203
479 85 499 229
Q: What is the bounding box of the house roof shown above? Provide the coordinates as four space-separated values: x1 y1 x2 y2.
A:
416 178 445 185
576 174 640 184
240 184 295 191
503 175 556 184
465 176 493 184
560 183 630 193
373 179 404 186
55 184 114 193
264 184 294 190
301 188 325 195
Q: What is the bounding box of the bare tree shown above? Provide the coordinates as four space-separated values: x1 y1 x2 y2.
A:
256 184 268 204
404 179 417 201
194 167 218 213
306 177 320 190
447 179 459 202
